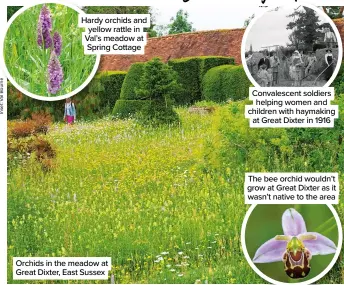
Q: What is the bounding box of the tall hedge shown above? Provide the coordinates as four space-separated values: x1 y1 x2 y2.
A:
94 71 127 110
200 56 235 79
168 56 235 105
168 57 202 105
8 70 127 120
112 99 151 118
120 62 146 100
202 65 251 103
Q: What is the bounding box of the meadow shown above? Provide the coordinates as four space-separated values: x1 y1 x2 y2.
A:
7 104 344 284
4 4 96 96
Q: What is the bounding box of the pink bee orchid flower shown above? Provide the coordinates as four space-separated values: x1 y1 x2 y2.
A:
253 208 337 279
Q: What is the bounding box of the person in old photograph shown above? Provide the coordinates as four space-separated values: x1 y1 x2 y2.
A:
290 50 304 87
246 51 257 76
270 51 280 86
325 49 335 80
244 5 341 87
257 64 270 87
257 51 271 70
305 51 317 76
323 27 337 48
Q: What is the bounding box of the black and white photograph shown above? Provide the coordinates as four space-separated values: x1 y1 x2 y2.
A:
244 5 342 87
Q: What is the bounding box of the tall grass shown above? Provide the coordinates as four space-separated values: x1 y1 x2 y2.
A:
7 106 344 283
4 4 96 96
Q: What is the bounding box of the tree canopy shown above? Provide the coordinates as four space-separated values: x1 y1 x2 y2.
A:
168 9 195 35
287 6 320 50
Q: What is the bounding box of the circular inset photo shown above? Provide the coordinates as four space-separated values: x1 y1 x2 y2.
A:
3 3 99 100
242 4 343 87
242 205 342 284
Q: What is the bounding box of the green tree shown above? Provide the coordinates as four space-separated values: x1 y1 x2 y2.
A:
135 58 180 124
83 6 157 37
136 58 179 102
322 6 344 19
287 6 320 51
168 9 195 35
243 14 255 28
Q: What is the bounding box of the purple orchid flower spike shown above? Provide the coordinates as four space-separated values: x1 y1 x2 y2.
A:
37 5 52 49
47 52 63 95
253 208 336 279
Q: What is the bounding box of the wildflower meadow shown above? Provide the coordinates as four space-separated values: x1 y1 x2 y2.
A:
7 103 344 284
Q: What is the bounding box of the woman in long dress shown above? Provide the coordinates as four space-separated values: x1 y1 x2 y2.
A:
290 50 304 87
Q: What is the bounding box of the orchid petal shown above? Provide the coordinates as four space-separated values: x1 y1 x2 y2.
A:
300 232 337 255
282 208 307 236
253 237 288 263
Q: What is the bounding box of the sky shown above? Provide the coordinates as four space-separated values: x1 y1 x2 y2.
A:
244 6 330 51
151 3 259 32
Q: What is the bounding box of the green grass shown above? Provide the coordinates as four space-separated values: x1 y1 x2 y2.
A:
7 106 344 283
4 4 96 96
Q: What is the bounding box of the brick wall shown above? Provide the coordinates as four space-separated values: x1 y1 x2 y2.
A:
99 18 344 71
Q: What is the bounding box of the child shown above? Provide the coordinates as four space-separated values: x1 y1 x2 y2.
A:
64 98 76 125
258 64 270 87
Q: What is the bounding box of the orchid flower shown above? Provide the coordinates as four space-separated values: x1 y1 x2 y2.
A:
37 5 52 49
47 52 63 95
253 208 336 279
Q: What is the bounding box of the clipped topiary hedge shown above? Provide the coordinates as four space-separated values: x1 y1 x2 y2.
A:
168 57 202 105
112 99 151 119
200 56 235 79
202 65 251 103
120 62 146 100
95 71 127 110
168 56 235 105
8 70 127 120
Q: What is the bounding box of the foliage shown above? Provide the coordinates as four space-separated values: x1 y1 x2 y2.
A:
206 100 344 174
200 56 235 79
135 57 180 124
8 113 52 138
168 57 202 105
287 6 320 50
8 120 37 139
112 99 151 119
322 6 344 19
168 56 235 105
8 69 126 120
4 4 97 96
168 9 195 35
7 6 22 21
136 58 180 101
8 135 56 171
8 114 56 171
136 100 180 125
202 65 250 103
332 61 344 95
120 63 146 100
93 71 127 111
243 14 255 28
